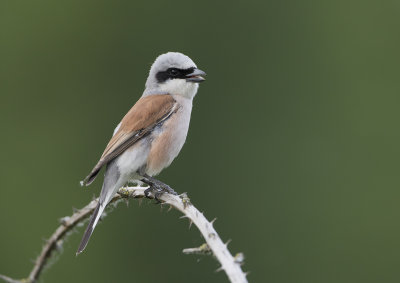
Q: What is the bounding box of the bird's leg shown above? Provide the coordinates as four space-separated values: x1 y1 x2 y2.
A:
149 176 177 195
140 174 178 201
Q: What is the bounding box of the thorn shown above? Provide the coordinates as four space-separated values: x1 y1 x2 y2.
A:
72 207 79 213
179 192 188 198
59 216 70 225
210 217 217 225
245 271 251 277
188 220 193 229
234 252 245 265
180 215 189 219
182 243 211 255
225 239 232 247
179 192 191 208
167 205 173 212
56 239 64 250
215 266 224 273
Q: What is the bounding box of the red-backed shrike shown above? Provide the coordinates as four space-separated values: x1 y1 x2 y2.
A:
77 52 206 254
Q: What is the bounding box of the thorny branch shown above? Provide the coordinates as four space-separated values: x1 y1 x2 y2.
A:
0 185 248 283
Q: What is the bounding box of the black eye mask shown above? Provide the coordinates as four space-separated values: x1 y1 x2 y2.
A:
156 67 195 83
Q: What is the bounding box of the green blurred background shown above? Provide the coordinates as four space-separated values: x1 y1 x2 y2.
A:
1 0 399 282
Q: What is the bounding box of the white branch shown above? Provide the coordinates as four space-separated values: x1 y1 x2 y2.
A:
0 186 248 283
121 187 248 283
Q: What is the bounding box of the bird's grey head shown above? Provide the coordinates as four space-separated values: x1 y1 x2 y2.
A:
144 52 206 99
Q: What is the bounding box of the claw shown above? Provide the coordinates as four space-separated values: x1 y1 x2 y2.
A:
144 184 166 203
144 187 153 198
154 192 163 203
140 174 178 196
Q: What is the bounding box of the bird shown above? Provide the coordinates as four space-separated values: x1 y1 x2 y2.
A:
76 52 206 255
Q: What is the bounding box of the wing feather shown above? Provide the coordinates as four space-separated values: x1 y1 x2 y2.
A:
81 94 177 186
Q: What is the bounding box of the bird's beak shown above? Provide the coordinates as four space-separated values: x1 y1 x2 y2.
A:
186 68 206 83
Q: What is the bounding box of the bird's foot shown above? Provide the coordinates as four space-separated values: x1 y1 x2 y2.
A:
143 185 162 203
141 175 177 202
144 184 175 203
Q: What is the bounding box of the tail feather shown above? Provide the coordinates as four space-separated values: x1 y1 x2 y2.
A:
80 166 102 187
76 202 105 255
77 159 121 255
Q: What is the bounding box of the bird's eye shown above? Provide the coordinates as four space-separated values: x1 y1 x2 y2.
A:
168 69 179 76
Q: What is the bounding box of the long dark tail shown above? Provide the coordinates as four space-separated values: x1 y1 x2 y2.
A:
76 202 104 255
77 160 121 255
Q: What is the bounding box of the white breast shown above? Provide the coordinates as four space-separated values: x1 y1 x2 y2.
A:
166 98 193 160
145 96 193 176
116 138 151 179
